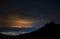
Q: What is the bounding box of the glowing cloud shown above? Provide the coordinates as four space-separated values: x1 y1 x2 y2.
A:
0 15 37 28
7 15 36 28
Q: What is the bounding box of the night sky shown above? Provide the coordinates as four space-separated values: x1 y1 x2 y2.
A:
0 0 60 23
0 0 60 35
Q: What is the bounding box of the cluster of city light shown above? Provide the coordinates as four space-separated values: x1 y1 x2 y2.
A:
0 31 28 36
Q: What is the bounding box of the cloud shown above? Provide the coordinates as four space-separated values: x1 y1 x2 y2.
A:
0 14 37 28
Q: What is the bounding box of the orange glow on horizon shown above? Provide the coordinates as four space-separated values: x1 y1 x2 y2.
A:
7 15 36 28
8 26 33 28
8 20 35 28
0 15 36 28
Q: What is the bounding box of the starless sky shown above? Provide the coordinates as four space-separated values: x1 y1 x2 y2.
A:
0 0 60 25
0 0 60 35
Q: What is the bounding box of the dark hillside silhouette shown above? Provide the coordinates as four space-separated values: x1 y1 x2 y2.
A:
0 21 60 39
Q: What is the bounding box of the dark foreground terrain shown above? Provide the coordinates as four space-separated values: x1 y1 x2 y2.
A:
0 21 60 39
